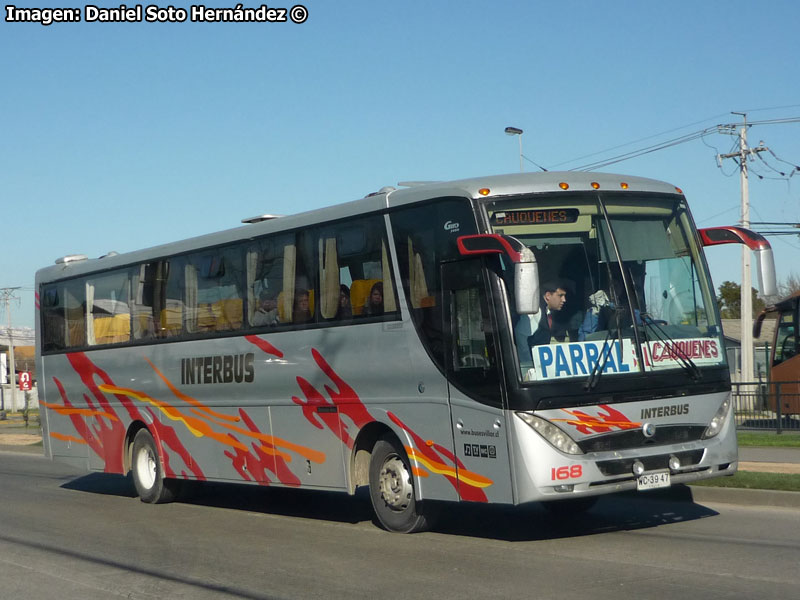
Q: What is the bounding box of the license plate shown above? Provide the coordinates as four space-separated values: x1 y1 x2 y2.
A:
637 470 671 491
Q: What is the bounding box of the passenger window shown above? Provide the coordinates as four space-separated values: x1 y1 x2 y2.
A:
248 234 289 327
247 232 315 326
316 215 398 322
159 259 185 338
40 279 90 351
63 279 87 348
184 247 244 333
40 285 66 352
87 270 131 346
132 263 162 341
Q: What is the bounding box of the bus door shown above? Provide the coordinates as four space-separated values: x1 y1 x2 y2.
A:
770 302 800 415
441 258 514 503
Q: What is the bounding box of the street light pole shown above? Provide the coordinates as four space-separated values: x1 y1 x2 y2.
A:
504 126 524 172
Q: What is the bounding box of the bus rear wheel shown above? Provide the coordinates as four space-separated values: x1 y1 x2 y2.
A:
368 436 432 533
131 429 180 504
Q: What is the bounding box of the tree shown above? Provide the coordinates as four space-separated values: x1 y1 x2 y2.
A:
778 272 800 298
717 280 765 318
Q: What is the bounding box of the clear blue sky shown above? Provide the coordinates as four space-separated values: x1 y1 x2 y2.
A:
3 0 799 332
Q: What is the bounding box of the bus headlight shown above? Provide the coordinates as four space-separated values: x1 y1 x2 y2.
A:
702 398 731 439
515 412 583 455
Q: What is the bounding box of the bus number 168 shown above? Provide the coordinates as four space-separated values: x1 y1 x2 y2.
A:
551 465 582 480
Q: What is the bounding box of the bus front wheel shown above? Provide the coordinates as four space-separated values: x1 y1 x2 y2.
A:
131 429 180 504
368 436 432 533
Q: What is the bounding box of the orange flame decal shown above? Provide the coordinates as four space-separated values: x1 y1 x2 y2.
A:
50 432 88 444
553 404 641 435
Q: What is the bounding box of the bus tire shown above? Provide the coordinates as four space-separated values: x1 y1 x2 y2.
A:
131 429 180 504
368 436 431 533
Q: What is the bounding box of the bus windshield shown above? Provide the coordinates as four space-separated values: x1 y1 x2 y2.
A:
487 193 725 384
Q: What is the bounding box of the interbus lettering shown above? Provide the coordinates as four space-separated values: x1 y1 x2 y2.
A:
640 403 690 419
181 354 255 384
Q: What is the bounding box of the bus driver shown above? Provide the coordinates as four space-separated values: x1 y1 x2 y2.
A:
515 280 568 368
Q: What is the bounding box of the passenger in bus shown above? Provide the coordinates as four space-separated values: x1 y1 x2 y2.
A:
293 289 313 323
528 281 568 347
252 290 279 326
362 281 384 316
336 284 352 319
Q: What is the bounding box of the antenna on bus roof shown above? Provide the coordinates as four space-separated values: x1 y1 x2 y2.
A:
55 254 88 265
241 214 283 224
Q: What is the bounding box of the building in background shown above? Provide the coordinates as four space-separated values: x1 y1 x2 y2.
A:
721 318 775 382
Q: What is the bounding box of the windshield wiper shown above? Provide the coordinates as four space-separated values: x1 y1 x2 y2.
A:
584 328 614 391
640 313 702 381
584 301 631 391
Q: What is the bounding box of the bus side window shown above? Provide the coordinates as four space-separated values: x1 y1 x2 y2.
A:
184 247 244 334
63 279 87 348
160 259 184 338
319 234 340 319
248 233 291 327
132 263 159 340
41 285 66 352
316 215 397 321
279 232 315 324
87 270 131 346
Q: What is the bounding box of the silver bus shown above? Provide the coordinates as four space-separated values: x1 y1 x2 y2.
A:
35 172 776 532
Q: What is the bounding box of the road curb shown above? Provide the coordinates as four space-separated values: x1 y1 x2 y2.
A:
686 485 800 509
625 484 800 509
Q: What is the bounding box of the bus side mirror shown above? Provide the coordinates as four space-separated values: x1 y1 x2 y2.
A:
515 261 540 314
699 226 778 297
457 234 540 314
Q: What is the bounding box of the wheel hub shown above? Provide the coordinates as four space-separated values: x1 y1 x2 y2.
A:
379 455 413 512
136 447 157 490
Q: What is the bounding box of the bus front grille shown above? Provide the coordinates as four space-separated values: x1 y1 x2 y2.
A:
578 426 706 453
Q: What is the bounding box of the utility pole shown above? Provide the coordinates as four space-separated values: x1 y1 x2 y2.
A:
718 114 768 384
1 287 21 412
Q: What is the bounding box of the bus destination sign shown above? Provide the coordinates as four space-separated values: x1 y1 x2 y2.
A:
492 209 579 226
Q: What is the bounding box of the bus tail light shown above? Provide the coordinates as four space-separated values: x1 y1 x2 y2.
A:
516 412 583 455
702 398 731 439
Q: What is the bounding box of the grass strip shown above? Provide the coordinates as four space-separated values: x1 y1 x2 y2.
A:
737 432 800 448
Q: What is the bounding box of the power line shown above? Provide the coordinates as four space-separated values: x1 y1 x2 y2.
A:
549 112 731 169
555 115 800 172
569 128 716 171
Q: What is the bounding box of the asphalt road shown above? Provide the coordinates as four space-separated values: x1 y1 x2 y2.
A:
1 452 799 600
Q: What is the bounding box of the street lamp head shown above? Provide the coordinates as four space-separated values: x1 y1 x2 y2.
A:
504 126 523 136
